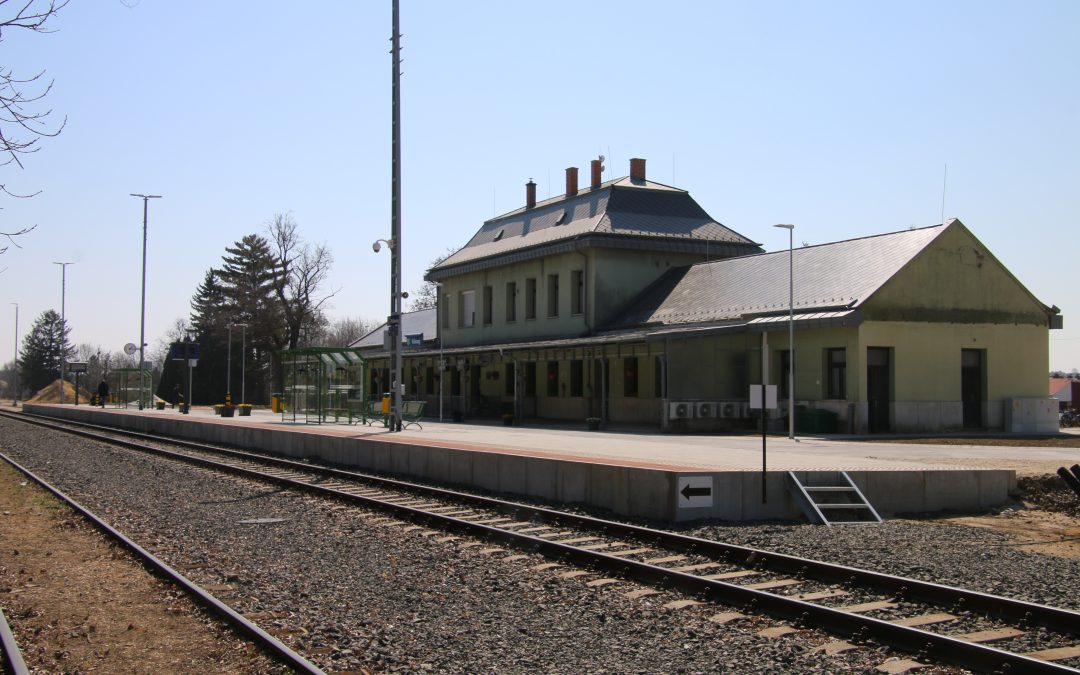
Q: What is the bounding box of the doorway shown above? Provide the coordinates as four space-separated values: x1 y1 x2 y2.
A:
867 347 891 433
961 349 985 428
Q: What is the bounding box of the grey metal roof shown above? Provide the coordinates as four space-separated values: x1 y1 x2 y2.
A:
610 223 949 329
349 308 437 350
428 176 761 277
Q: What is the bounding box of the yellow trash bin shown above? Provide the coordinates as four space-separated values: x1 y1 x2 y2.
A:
381 394 390 415
271 394 282 413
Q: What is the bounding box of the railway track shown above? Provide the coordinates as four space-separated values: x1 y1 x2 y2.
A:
4 409 1080 673
0 442 325 675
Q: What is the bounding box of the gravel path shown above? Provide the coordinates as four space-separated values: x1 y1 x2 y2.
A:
13 416 1074 672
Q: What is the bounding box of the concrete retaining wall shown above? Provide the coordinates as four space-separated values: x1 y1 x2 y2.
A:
24 404 1015 523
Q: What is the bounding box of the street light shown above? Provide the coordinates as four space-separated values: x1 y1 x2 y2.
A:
131 193 162 410
774 224 795 440
10 302 17 406
53 262 72 404
435 281 444 422
237 323 248 404
227 323 248 405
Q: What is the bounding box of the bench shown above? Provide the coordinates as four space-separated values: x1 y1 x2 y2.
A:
401 400 426 430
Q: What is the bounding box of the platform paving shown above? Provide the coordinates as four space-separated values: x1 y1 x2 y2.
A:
19 403 1076 523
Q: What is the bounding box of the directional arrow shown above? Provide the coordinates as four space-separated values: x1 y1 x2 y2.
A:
681 484 711 500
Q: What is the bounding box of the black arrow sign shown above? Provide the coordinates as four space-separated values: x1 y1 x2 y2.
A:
681 484 711 500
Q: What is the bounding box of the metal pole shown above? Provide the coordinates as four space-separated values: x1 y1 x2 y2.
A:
773 223 795 440
241 324 246 405
11 302 18 406
762 331 768 504
226 324 232 404
131 194 161 410
53 262 72 404
437 282 443 422
389 0 404 432
788 227 795 440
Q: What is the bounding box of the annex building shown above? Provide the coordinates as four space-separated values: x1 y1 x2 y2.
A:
354 158 1062 434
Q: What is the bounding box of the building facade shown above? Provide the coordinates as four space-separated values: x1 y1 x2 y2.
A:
354 158 1061 433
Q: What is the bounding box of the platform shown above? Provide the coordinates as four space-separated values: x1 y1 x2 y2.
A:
19 403 1063 523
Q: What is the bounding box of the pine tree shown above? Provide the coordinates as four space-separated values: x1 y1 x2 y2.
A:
217 235 281 404
19 309 73 393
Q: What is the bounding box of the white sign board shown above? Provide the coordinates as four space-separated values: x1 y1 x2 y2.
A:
749 384 778 410
677 475 713 508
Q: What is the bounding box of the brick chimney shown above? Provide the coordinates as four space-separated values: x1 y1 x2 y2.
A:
630 157 646 182
526 180 536 209
590 159 602 189
565 167 578 197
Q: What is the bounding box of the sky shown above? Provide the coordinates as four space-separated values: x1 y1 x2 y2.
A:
0 0 1077 371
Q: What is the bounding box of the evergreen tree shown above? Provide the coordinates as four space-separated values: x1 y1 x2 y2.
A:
218 235 281 403
19 309 73 393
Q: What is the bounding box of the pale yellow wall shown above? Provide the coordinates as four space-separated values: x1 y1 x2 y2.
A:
857 321 1048 402
440 247 706 348
440 252 591 347
864 223 1049 326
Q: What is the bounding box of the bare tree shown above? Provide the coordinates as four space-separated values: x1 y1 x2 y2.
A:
312 315 378 347
409 247 457 311
0 0 68 254
267 213 338 350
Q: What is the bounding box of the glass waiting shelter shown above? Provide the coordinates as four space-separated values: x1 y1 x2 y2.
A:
110 367 153 408
280 347 369 424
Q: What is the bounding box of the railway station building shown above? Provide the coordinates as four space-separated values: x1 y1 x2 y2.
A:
354 158 1062 434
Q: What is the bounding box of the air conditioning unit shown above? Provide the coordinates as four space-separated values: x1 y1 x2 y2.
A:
696 401 717 418
669 401 695 419
719 401 743 419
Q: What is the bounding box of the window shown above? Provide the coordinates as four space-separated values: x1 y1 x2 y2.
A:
425 365 435 395
482 286 493 325
654 356 663 398
505 281 517 322
571 270 584 315
547 274 559 318
547 361 559 396
525 278 537 320
623 357 638 397
451 367 461 395
570 360 583 397
505 363 515 396
826 348 846 399
524 362 536 396
441 293 450 329
459 290 475 328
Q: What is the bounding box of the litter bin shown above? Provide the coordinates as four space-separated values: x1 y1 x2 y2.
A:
271 393 282 413
796 408 838 434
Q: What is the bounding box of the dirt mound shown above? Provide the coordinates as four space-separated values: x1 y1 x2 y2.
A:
27 379 93 404
1018 473 1080 517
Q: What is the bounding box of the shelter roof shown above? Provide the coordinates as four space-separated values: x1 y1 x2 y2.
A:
350 308 437 350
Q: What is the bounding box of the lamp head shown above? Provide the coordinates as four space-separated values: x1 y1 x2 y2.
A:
372 241 382 253
773 223 795 230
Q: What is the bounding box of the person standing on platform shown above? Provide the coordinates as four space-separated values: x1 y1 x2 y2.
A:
97 379 109 408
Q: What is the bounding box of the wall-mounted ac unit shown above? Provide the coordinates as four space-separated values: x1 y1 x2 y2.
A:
695 401 717 418
669 401 695 419
719 401 743 419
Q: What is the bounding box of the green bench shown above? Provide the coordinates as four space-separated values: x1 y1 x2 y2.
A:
360 399 426 429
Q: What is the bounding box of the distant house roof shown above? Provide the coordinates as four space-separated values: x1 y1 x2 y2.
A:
427 175 761 280
1050 378 1075 402
349 308 437 352
609 223 951 329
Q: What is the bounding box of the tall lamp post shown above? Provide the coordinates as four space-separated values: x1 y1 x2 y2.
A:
131 193 162 410
373 238 402 431
435 282 444 422
774 224 795 440
10 302 17 406
236 323 248 404
226 323 234 405
53 262 73 404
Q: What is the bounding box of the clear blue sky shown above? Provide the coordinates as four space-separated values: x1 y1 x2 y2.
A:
1 0 1077 370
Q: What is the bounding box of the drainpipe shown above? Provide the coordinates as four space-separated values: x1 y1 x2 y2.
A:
576 249 591 334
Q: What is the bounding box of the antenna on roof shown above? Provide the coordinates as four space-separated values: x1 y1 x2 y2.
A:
940 162 948 225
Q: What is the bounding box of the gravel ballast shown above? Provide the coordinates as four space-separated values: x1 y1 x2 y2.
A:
5 417 1078 672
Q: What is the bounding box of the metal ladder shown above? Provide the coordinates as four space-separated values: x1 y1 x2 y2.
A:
786 471 883 526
